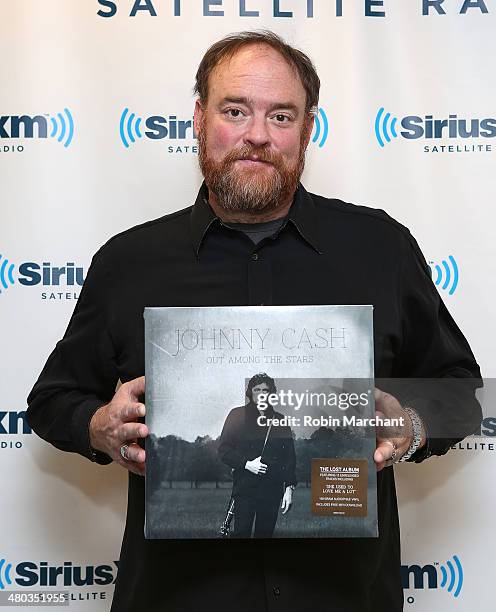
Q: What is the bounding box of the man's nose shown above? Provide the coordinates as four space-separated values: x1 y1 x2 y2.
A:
243 115 271 148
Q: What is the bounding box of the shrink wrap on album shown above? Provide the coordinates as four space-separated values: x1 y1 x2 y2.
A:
144 305 378 539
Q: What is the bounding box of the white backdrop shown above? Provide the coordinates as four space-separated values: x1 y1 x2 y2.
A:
1 1 495 609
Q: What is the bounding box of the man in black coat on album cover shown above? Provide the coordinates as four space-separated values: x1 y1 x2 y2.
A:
218 373 296 538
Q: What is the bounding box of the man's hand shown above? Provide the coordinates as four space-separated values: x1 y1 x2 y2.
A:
281 486 293 514
245 456 267 475
89 376 148 476
373 388 426 471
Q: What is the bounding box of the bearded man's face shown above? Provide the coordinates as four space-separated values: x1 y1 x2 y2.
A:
194 44 313 215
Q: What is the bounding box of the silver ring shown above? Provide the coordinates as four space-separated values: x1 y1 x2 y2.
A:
384 439 398 463
120 444 130 461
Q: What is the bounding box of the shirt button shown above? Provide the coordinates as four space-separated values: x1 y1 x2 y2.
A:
273 587 281 596
251 253 258 261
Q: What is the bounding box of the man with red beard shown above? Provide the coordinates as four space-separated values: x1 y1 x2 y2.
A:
27 30 481 612
195 32 310 225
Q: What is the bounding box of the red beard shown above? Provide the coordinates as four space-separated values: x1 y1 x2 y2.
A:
198 124 307 215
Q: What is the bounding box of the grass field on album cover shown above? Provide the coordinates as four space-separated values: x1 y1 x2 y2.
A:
146 484 363 538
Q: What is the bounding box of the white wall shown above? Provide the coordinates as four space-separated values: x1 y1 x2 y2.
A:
1 1 494 608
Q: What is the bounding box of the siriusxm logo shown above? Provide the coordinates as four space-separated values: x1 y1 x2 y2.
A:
402 555 463 599
0 558 118 589
0 559 12 589
0 411 30 450
119 108 197 149
0 253 85 300
0 254 14 292
98 0 318 18
428 256 458 296
120 106 329 150
311 107 329 148
375 108 496 152
454 415 496 451
477 417 496 437
0 412 30 435
0 109 75 149
97 0 495 19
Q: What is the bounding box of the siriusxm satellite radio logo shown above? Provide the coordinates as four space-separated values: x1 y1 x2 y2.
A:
0 556 118 599
96 0 494 19
402 554 463 603
427 256 459 295
0 410 30 452
374 107 496 153
0 109 75 153
0 253 84 301
455 380 496 452
119 108 197 153
0 559 11 589
0 412 30 436
455 415 496 451
311 107 329 148
119 106 329 152
97 0 318 19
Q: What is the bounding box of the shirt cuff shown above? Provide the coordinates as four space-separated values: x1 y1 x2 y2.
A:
70 398 113 465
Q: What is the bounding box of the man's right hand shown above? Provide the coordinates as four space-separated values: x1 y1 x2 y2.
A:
245 456 267 475
89 376 148 476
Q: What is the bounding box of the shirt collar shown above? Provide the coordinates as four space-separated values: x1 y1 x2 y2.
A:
190 181 323 258
190 182 217 257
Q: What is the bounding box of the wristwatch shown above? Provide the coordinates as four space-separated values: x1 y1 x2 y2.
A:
398 406 424 462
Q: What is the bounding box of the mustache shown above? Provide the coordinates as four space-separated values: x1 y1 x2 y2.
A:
222 145 283 167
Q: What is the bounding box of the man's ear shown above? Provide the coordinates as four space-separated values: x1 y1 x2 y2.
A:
302 113 315 150
194 99 204 137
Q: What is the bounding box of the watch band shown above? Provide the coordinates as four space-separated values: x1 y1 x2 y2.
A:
399 406 423 462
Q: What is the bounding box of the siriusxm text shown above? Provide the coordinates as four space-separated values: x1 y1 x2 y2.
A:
13 562 118 587
18 263 84 286
401 115 496 139
0 411 30 435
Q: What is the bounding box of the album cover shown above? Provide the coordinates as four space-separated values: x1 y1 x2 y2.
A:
144 305 378 539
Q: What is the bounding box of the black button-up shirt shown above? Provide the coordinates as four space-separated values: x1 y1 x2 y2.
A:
27 182 481 612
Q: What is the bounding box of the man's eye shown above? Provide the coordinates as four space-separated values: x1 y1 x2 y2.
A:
226 108 243 118
274 114 291 123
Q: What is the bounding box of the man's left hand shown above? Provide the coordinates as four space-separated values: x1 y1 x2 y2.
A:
373 388 426 471
281 487 293 514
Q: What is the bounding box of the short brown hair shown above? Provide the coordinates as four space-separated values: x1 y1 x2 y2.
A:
194 30 320 114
